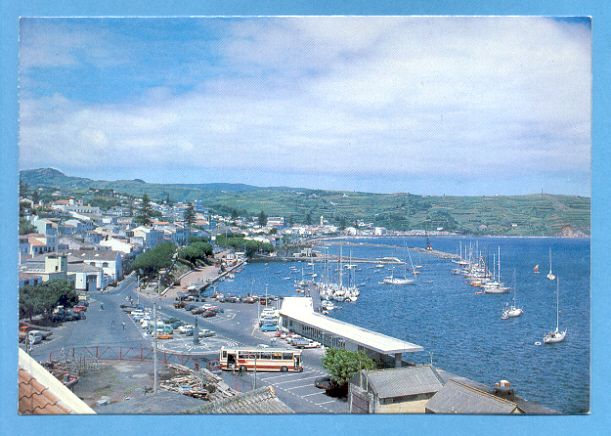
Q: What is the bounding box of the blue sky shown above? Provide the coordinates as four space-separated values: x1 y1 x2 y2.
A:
19 17 591 196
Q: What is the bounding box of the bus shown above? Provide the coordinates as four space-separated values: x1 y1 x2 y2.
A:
219 347 303 373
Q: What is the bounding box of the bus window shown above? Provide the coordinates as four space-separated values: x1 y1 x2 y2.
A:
261 352 272 360
222 350 227 359
294 355 300 368
283 353 293 360
272 352 282 360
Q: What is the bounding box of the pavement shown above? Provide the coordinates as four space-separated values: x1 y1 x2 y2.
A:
25 270 349 413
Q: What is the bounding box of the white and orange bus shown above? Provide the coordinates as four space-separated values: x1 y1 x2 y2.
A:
219 347 303 373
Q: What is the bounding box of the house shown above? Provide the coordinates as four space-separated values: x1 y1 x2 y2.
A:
425 379 522 414
99 235 135 254
350 365 445 413
63 249 123 284
131 226 163 249
31 218 59 252
19 348 95 414
19 254 72 285
67 262 105 292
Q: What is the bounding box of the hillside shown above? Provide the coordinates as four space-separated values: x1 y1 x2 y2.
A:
20 168 590 236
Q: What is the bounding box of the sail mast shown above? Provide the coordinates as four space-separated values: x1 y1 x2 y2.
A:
556 277 560 332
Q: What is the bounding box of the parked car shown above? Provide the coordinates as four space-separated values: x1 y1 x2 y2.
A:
202 310 217 318
176 324 194 334
72 305 87 313
314 376 333 390
198 329 216 338
191 307 205 315
226 296 240 303
157 333 173 340
27 331 43 345
291 337 312 349
184 304 198 311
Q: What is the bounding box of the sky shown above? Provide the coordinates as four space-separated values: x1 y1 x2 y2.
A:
18 17 591 196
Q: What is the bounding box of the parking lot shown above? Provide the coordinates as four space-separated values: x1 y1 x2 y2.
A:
261 365 348 413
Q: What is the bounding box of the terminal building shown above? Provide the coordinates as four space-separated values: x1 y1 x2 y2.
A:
279 297 423 367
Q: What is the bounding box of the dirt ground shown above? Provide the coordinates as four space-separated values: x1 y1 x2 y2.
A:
72 360 172 409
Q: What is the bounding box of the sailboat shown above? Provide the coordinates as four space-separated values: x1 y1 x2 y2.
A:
501 271 523 319
382 266 414 285
533 264 540 274
544 276 566 344
483 247 510 294
546 248 556 281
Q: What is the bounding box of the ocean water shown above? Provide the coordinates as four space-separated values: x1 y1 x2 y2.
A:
214 236 590 414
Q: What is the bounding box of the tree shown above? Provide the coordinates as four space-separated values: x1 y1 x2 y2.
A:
19 217 36 235
180 241 213 263
31 189 40 205
258 210 268 227
19 280 77 321
322 348 375 386
184 202 195 231
305 212 312 225
135 193 154 226
132 241 176 277
19 180 28 198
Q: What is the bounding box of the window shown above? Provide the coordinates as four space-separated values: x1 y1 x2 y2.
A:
282 353 293 360
222 351 227 359
102 262 109 267
261 352 272 360
272 352 282 360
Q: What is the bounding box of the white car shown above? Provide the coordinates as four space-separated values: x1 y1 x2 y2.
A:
177 324 194 334
303 341 321 349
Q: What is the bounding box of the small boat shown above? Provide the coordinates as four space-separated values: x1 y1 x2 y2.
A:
546 248 556 281
533 264 540 274
501 271 523 319
374 264 385 269
544 277 567 344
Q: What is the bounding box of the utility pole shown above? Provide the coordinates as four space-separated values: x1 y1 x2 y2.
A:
253 354 257 390
153 301 158 394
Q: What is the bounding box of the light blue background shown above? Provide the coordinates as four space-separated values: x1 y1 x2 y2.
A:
1 1 609 435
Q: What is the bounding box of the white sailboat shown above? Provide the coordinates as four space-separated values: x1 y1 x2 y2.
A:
483 247 510 294
546 248 556 281
544 276 566 344
382 266 414 285
501 271 523 319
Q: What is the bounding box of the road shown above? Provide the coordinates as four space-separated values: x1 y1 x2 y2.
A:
27 272 349 413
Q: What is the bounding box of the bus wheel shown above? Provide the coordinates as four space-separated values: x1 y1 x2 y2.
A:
280 366 288 372
239 366 247 373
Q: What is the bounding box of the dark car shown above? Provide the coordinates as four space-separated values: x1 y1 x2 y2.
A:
314 376 334 390
202 310 217 318
314 376 347 397
226 296 240 303
184 304 198 311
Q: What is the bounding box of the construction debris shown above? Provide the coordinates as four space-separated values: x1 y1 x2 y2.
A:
160 364 238 402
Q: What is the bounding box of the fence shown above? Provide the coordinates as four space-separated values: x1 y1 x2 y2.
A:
45 345 215 368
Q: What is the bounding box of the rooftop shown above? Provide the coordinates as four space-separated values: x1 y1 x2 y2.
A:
195 386 293 414
18 348 95 415
363 365 444 399
280 297 422 354
425 379 520 414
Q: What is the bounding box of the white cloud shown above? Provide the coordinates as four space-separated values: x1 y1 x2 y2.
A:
19 17 591 193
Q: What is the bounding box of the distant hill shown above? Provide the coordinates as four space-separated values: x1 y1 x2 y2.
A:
20 168 590 236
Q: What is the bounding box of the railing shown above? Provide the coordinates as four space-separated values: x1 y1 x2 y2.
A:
44 345 213 367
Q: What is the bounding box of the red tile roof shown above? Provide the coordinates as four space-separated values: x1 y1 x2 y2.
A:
18 349 95 415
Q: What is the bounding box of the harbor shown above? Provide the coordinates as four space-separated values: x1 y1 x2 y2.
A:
211 235 589 414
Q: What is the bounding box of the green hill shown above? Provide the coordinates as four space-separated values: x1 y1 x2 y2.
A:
20 168 590 236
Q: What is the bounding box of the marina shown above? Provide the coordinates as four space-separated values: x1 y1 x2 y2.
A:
214 236 590 414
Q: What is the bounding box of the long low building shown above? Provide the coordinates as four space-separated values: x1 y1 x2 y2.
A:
279 297 423 367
